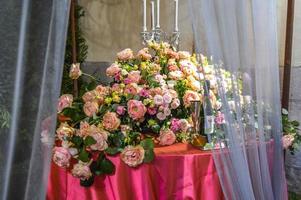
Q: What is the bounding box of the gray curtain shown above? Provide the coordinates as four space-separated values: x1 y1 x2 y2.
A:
0 0 70 199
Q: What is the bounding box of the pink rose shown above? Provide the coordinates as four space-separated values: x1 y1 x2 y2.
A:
147 107 157 115
183 90 201 107
156 112 166 121
171 118 181 132
83 101 99 117
89 125 108 151
158 129 176 146
116 106 126 115
154 95 164 105
127 71 141 84
71 163 92 180
171 98 180 109
139 88 149 97
137 48 152 60
57 94 73 112
163 107 171 116
56 122 74 140
102 112 121 131
163 93 172 104
112 84 123 93
52 147 71 168
127 100 147 120
179 119 190 132
215 112 225 125
69 63 82 79
117 48 134 61
120 145 145 167
282 135 294 149
106 63 121 77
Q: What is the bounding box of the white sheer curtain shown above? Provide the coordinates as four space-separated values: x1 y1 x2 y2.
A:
0 0 70 199
189 0 287 199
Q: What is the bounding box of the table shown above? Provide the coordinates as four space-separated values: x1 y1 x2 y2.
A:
47 143 224 200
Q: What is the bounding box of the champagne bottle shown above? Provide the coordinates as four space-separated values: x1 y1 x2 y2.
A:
203 80 214 142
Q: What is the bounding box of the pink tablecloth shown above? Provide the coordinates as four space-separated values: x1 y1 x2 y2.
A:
47 143 224 200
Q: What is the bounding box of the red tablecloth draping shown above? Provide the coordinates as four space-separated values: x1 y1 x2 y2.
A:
47 143 224 200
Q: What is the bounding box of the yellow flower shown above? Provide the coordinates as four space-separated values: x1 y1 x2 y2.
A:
112 95 121 103
105 97 112 105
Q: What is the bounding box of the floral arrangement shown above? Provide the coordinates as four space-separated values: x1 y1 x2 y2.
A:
282 108 301 154
52 42 232 186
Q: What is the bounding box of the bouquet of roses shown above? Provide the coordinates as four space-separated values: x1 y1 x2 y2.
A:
52 42 230 186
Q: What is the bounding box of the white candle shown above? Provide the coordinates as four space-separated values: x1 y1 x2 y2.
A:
143 0 147 32
174 0 178 32
151 1 155 30
156 0 160 28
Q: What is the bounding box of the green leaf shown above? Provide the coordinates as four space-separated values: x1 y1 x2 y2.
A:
292 120 300 127
140 138 154 150
143 149 155 163
71 136 83 148
80 176 94 187
84 136 96 146
78 149 90 162
105 147 122 155
62 107 85 122
98 157 115 175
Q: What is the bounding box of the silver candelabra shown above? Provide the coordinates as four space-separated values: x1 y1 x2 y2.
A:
141 29 180 49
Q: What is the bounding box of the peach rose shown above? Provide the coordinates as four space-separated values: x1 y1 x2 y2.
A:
120 145 145 167
127 100 147 120
69 63 82 79
166 49 179 59
57 94 73 112
282 135 294 149
83 101 99 117
106 63 121 77
178 51 191 59
158 129 176 146
149 87 163 96
71 162 92 180
117 48 134 61
95 85 110 96
56 122 74 140
52 147 71 168
137 48 152 60
78 121 90 137
127 71 141 84
89 125 108 151
102 112 121 131
168 71 183 80
183 90 201 107
82 91 96 103
124 83 139 95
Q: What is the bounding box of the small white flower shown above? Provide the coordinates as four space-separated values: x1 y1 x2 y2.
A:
282 108 289 115
154 95 164 105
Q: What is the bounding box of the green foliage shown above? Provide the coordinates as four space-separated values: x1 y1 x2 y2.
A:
61 5 88 94
282 109 301 154
0 106 10 129
91 154 115 175
140 138 155 163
